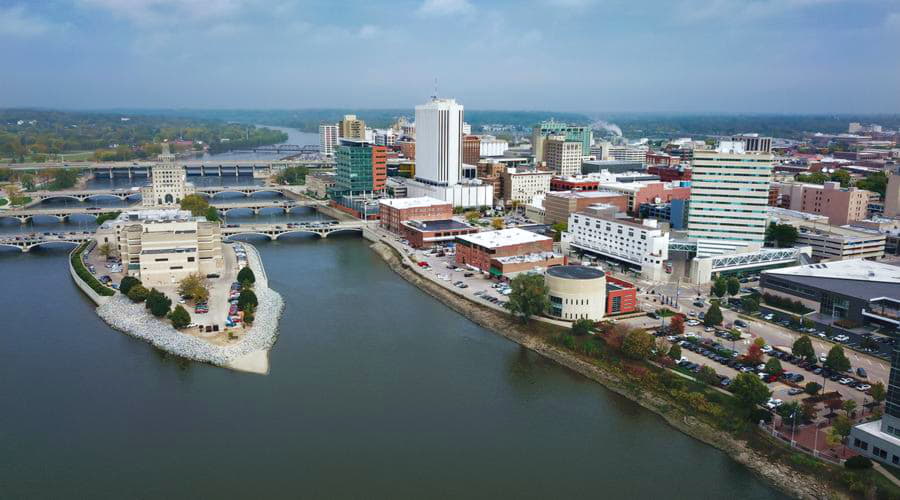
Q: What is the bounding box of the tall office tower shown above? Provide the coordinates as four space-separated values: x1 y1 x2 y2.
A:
339 114 366 140
885 167 900 217
544 136 583 176
414 97 464 186
332 140 387 196
729 134 773 153
319 124 339 157
532 120 592 163
687 141 774 256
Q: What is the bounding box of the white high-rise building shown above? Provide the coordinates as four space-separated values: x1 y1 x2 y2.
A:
319 124 339 157
687 141 774 256
140 143 194 207
414 97 464 186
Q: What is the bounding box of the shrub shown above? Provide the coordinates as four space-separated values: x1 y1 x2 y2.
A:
237 266 255 287
761 293 812 314
127 284 149 302
844 456 873 470
70 243 115 297
145 288 172 318
119 276 141 296
237 289 258 311
168 305 191 329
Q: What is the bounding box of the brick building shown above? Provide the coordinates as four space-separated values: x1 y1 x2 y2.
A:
543 191 629 225
379 196 453 234
605 276 637 315
455 228 558 274
463 135 481 165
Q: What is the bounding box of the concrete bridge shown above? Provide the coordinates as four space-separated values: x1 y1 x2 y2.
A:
0 232 93 252
5 159 335 177
27 185 295 204
222 221 367 240
211 199 324 216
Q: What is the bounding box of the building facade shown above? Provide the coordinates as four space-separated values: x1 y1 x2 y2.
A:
501 168 552 205
781 181 873 226
463 135 481 166
544 136 583 176
545 265 607 321
338 114 366 140
140 144 195 207
543 190 629 226
795 226 886 261
455 228 556 274
687 142 774 256
378 196 453 234
532 121 592 163
415 97 464 187
333 140 387 195
306 172 337 199
319 124 339 157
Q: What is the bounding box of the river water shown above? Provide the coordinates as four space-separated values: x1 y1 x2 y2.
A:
0 235 784 498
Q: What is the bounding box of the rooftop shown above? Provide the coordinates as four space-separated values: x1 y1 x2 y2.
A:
456 228 551 249
765 259 900 284
547 265 605 280
548 190 625 200
379 196 450 209
402 219 473 232
494 251 562 265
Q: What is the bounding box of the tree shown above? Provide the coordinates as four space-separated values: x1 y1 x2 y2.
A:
831 169 852 188
871 381 887 406
119 276 141 296
205 206 220 222
731 372 772 411
237 289 258 312
670 314 685 335
801 401 818 423
726 277 740 297
741 296 759 314
98 242 113 260
276 166 308 185
622 329 654 360
464 211 480 224
844 456 873 470
243 304 256 325
145 288 172 318
698 365 720 385
668 343 682 360
792 335 816 363
744 342 764 365
177 273 209 302
764 358 782 375
777 401 801 424
804 382 822 395
842 399 858 418
491 217 504 230
180 194 211 217
504 273 549 324
127 284 149 302
551 222 567 242
237 266 255 287
856 171 888 197
168 305 191 329
831 414 852 457
711 277 727 298
704 303 723 327
825 345 851 373
765 222 799 248
571 318 595 336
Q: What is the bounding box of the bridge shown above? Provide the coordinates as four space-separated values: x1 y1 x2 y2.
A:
26 185 296 204
222 221 367 240
0 232 93 252
5 158 335 177
228 145 318 154
211 199 325 215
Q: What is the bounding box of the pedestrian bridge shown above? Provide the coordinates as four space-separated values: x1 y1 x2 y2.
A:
0 232 92 252
221 221 367 240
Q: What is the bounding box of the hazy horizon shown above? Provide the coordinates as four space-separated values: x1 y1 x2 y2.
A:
3 0 900 113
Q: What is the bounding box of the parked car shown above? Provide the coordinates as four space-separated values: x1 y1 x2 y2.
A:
857 367 867 378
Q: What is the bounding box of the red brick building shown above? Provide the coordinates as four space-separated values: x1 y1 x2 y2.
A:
647 165 692 182
605 276 637 315
379 197 453 234
402 219 479 248
550 177 600 191
463 135 481 166
455 228 557 274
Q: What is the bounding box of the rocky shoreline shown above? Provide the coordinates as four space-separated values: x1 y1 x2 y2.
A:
368 240 836 499
93 242 284 372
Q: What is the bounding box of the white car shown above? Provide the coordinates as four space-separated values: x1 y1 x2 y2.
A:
763 314 774 321
766 398 784 410
705 326 715 332
856 384 872 391
760 345 773 353
685 332 699 339
839 378 853 385
819 355 827 363
687 320 701 326
834 335 850 342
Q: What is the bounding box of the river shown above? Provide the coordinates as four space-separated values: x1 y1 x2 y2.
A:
0 236 785 498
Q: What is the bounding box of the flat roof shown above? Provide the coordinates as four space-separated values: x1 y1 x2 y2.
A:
456 228 551 249
548 190 624 200
379 196 450 209
547 265 605 280
764 259 900 300
402 219 473 232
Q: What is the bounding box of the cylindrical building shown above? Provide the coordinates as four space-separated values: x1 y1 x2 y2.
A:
545 265 606 321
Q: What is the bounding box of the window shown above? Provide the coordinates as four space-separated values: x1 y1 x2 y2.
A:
854 438 869 451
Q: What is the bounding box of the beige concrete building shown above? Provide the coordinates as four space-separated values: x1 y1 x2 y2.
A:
339 114 366 140
500 168 552 205
543 190 628 225
97 210 224 286
778 181 872 225
141 144 195 207
306 172 337 199
795 224 886 262
545 265 607 321
544 136 583 176
885 169 900 217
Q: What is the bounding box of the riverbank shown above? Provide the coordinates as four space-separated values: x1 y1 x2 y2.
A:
368 240 838 499
91 242 283 375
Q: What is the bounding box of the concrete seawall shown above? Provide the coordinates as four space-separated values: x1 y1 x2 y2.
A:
68 242 111 306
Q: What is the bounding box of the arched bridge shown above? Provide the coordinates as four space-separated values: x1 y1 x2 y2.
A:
0 232 93 252
0 206 121 224
221 221 366 240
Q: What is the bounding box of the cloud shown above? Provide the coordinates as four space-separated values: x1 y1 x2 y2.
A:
0 5 54 37
79 0 249 26
887 12 900 30
417 0 474 17
674 0 847 23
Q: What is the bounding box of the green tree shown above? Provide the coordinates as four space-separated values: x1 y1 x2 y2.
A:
205 206 220 222
870 381 887 406
731 372 772 411
168 305 191 329
792 335 816 363
804 381 822 395
98 242 113 260
842 399 858 418
243 304 256 324
764 358 782 375
237 289 258 311
177 273 209 302
741 296 759 314
237 266 255 287
667 343 682 360
704 303 723 327
571 318 595 336
551 222 567 242
504 273 549 324
825 345 850 373
621 329 654 360
856 171 888 197
776 401 801 424
276 166 309 185
711 277 727 298
491 217 504 230
180 194 211 217
765 222 799 248
698 365 720 385
464 211 480 224
831 414 852 456
830 169 852 187
127 284 149 302
119 276 141 296
726 277 740 297
145 288 172 317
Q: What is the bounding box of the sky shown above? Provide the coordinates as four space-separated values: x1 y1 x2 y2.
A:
1 0 900 113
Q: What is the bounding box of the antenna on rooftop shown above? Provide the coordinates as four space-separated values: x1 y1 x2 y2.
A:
432 77 438 100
